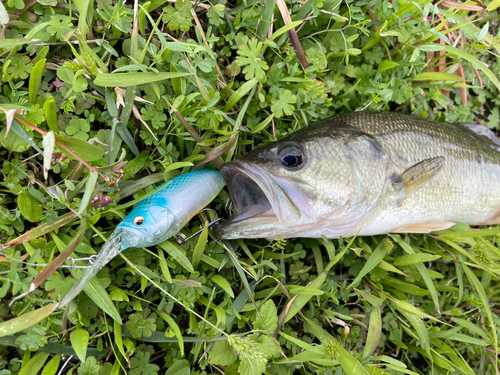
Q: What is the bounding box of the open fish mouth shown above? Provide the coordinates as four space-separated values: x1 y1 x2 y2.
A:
214 162 300 239
223 164 274 222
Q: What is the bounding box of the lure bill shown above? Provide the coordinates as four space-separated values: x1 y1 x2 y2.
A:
58 170 225 308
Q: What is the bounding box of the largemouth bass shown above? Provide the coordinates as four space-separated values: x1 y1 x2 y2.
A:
215 112 500 239
58 169 225 308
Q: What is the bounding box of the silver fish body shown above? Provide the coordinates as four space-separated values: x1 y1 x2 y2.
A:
215 112 500 239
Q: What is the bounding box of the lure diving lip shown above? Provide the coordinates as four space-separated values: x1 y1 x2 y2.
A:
58 169 225 308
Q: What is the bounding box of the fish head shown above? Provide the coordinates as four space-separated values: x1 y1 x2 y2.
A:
215 122 391 239
116 201 179 249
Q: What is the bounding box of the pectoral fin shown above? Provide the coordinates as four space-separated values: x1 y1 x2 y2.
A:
391 221 455 233
393 156 445 202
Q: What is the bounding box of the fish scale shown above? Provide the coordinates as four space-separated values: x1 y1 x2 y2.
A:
326 113 500 234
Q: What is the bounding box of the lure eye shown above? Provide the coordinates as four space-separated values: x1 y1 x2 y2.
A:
133 216 145 226
279 147 303 169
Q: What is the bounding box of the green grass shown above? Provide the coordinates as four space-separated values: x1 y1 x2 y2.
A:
1 0 500 374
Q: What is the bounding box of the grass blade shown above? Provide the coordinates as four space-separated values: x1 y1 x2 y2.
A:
393 253 441 266
116 121 140 157
487 0 500 10
278 331 323 354
210 275 234 298
77 171 98 215
462 263 498 364
117 86 140 157
0 303 57 337
223 78 257 112
29 59 46 104
347 239 387 290
413 72 464 82
284 245 349 323
268 20 302 42
152 307 185 356
30 219 87 292
391 235 441 312
420 44 500 91
451 317 490 342
43 97 58 133
113 320 128 361
0 38 41 48
19 352 49 375
51 233 122 323
191 220 209 270
40 354 61 375
304 317 371 375
1 212 77 249
399 310 430 354
54 134 105 162
94 72 191 87
76 0 93 39
159 241 194 273
257 0 275 39
362 306 382 359
10 120 43 153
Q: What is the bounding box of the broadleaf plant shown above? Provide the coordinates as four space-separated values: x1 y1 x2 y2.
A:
0 0 499 374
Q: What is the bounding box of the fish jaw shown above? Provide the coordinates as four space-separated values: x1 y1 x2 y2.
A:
215 161 306 239
214 210 286 240
214 211 365 240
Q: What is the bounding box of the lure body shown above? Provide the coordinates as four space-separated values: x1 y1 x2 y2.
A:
59 170 225 308
118 169 226 249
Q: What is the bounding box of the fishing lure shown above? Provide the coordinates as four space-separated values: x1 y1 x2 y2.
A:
58 169 225 308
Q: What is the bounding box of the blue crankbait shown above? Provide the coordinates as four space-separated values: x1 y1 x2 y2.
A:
59 169 225 308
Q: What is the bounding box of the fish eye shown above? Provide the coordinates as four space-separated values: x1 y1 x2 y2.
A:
279 147 303 168
133 216 145 226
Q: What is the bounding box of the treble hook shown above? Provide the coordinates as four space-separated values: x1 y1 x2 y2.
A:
174 208 221 244
0 254 99 269
61 255 99 269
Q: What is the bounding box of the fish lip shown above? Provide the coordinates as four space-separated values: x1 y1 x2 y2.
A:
214 161 284 237
221 161 276 221
217 160 307 239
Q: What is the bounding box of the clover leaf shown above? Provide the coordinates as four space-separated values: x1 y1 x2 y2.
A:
7 54 32 80
46 15 73 40
162 0 192 31
271 89 296 118
130 352 159 375
77 357 100 375
15 325 47 351
236 39 269 80
126 313 156 339
66 117 91 140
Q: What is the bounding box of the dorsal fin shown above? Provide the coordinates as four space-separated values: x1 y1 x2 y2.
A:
461 123 500 151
